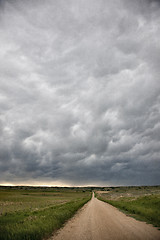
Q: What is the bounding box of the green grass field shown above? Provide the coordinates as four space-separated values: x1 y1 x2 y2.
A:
96 186 160 228
0 186 91 240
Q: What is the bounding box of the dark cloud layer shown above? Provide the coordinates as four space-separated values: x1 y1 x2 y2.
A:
0 0 160 186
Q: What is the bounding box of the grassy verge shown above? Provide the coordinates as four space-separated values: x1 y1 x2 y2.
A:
98 194 160 228
0 187 91 240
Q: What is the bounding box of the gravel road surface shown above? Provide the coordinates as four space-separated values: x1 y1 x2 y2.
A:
50 193 160 240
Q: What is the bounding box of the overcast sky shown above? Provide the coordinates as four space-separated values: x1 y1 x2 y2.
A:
0 0 160 186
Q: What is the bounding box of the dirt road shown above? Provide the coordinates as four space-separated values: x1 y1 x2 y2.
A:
50 193 160 240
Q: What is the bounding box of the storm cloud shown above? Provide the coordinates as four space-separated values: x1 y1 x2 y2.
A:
0 0 160 186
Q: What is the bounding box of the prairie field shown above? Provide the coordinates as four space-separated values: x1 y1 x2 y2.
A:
0 186 91 240
96 186 160 228
1 185 160 240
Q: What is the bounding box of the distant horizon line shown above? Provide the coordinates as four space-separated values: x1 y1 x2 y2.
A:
0 184 160 188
